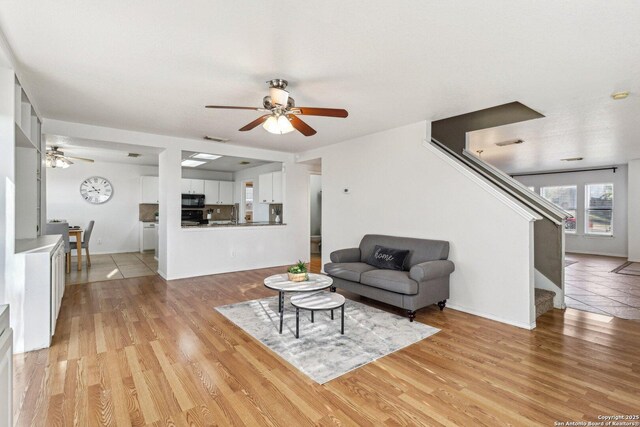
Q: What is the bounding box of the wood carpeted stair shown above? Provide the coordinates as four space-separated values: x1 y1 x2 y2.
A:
535 288 556 318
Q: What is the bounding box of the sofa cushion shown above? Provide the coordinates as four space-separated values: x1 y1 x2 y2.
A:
360 270 418 295
366 245 409 271
359 234 450 269
324 262 377 282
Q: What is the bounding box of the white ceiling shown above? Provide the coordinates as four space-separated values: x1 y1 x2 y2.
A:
2 1 640 170
45 134 160 166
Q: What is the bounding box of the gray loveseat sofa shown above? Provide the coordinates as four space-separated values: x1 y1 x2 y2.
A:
324 234 455 321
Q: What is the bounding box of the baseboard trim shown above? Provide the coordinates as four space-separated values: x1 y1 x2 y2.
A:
157 270 167 279
447 303 536 330
566 249 627 258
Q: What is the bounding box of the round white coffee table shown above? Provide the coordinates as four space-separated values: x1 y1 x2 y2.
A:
290 292 346 339
263 273 333 334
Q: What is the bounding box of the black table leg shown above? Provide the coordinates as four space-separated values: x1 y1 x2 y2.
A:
331 309 334 320
311 310 314 323
341 305 344 335
278 291 283 312
279 292 284 334
296 307 300 338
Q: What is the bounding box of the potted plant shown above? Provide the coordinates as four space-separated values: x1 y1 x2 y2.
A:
287 260 308 282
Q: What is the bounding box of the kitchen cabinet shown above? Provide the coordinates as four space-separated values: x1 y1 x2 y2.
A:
219 181 234 204
141 222 157 251
204 180 220 204
258 171 283 203
140 176 159 203
204 180 234 204
181 179 205 194
13 235 65 353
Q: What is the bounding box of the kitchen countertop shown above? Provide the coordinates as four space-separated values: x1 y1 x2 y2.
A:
182 221 286 229
15 235 63 254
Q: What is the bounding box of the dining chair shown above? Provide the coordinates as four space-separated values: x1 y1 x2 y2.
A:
45 222 71 273
82 220 95 267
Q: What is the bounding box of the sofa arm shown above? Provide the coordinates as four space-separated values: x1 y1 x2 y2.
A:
409 260 455 282
330 248 361 263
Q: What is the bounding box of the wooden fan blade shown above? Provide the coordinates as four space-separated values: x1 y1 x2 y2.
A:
292 107 348 118
289 115 317 137
239 115 271 131
205 105 260 111
66 156 94 163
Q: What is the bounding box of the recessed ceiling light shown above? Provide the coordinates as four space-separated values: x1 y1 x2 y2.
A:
495 139 524 147
191 153 222 160
204 136 229 143
239 161 251 165
611 91 629 100
127 153 141 158
561 157 583 162
181 159 207 167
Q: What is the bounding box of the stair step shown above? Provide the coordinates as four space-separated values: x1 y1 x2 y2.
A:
535 288 556 318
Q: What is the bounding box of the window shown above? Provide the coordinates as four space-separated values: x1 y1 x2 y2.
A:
540 185 577 233
585 183 613 235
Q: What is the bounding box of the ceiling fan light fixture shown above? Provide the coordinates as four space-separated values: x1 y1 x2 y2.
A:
263 115 294 135
269 87 290 106
46 156 70 169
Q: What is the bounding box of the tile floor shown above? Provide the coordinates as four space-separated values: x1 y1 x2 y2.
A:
564 253 640 320
66 251 158 285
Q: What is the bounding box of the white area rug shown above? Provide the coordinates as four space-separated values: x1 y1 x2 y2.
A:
216 295 439 384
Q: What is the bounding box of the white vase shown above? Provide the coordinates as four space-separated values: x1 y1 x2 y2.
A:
275 215 280 223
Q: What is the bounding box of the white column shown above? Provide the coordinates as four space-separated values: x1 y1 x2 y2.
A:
157 147 181 278
628 159 640 262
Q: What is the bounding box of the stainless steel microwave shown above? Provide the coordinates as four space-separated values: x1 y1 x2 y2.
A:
181 194 205 208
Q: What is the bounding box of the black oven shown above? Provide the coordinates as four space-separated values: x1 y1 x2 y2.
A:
181 194 205 208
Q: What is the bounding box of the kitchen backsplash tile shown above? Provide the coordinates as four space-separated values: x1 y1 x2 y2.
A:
139 203 159 222
269 203 283 223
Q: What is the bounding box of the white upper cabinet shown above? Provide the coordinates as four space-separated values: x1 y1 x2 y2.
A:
258 171 283 203
140 176 159 203
203 180 220 204
271 171 283 203
203 180 234 204
219 181 234 204
181 179 205 194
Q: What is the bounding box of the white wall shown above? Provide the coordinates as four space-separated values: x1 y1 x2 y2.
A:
515 166 628 257
0 66 15 314
297 121 538 329
14 147 37 239
46 161 159 254
181 168 233 181
310 174 322 236
629 159 640 262
233 162 283 222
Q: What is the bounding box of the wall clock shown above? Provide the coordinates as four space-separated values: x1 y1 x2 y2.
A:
80 176 113 204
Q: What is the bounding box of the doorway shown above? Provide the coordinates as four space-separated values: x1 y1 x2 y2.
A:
242 180 254 222
309 174 322 272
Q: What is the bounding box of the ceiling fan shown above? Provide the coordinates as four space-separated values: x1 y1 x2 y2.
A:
45 146 94 169
205 79 348 137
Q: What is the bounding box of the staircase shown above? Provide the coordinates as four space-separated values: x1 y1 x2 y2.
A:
535 288 556 318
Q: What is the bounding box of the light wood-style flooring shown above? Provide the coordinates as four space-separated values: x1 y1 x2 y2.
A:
13 263 640 426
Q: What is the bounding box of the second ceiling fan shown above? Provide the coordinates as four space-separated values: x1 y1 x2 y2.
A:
205 79 348 137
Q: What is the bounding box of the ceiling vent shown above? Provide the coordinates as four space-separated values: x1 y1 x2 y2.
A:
561 157 584 161
127 153 141 158
204 136 230 143
239 161 251 165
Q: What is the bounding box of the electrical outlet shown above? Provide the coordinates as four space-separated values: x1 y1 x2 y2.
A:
97 239 102 245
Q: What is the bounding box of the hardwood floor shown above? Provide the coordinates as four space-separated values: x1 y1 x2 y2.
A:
13 266 640 426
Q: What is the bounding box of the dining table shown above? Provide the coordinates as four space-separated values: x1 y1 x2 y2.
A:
68 228 84 271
